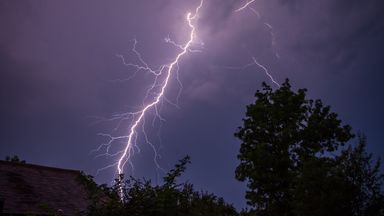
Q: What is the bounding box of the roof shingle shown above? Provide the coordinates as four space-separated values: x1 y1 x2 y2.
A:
0 161 90 215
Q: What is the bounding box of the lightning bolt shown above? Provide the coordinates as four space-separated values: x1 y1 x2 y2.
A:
93 0 204 189
252 57 280 88
236 0 280 59
93 0 282 195
234 0 281 87
235 0 256 12
221 56 280 88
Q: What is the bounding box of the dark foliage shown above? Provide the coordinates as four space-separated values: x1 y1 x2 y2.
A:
335 134 384 215
235 80 384 215
5 155 26 164
84 156 238 216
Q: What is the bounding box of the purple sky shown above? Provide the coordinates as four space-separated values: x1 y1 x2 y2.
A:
1 0 383 209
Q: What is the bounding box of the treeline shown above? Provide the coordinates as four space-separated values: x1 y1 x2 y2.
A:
82 80 383 215
80 156 238 216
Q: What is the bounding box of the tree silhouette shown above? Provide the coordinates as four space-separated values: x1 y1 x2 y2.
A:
5 155 26 164
336 134 384 215
86 156 238 216
235 80 383 215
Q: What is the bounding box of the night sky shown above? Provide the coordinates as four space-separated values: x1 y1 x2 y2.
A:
1 0 383 209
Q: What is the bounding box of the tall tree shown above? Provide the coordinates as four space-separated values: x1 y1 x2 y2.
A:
235 80 354 215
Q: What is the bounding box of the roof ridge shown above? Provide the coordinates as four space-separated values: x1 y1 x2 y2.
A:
0 160 82 174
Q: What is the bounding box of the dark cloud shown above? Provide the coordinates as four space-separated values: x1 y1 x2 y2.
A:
263 0 384 71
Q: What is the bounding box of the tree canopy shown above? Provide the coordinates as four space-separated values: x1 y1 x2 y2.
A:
235 80 384 215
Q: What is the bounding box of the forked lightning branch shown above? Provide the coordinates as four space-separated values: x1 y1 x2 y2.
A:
93 0 280 185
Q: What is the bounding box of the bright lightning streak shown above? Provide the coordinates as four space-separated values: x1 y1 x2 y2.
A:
236 0 280 60
233 0 281 87
235 0 256 12
221 57 280 88
93 0 282 194
252 57 280 88
116 0 204 182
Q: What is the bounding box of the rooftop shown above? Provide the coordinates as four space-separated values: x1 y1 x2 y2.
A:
0 160 90 215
